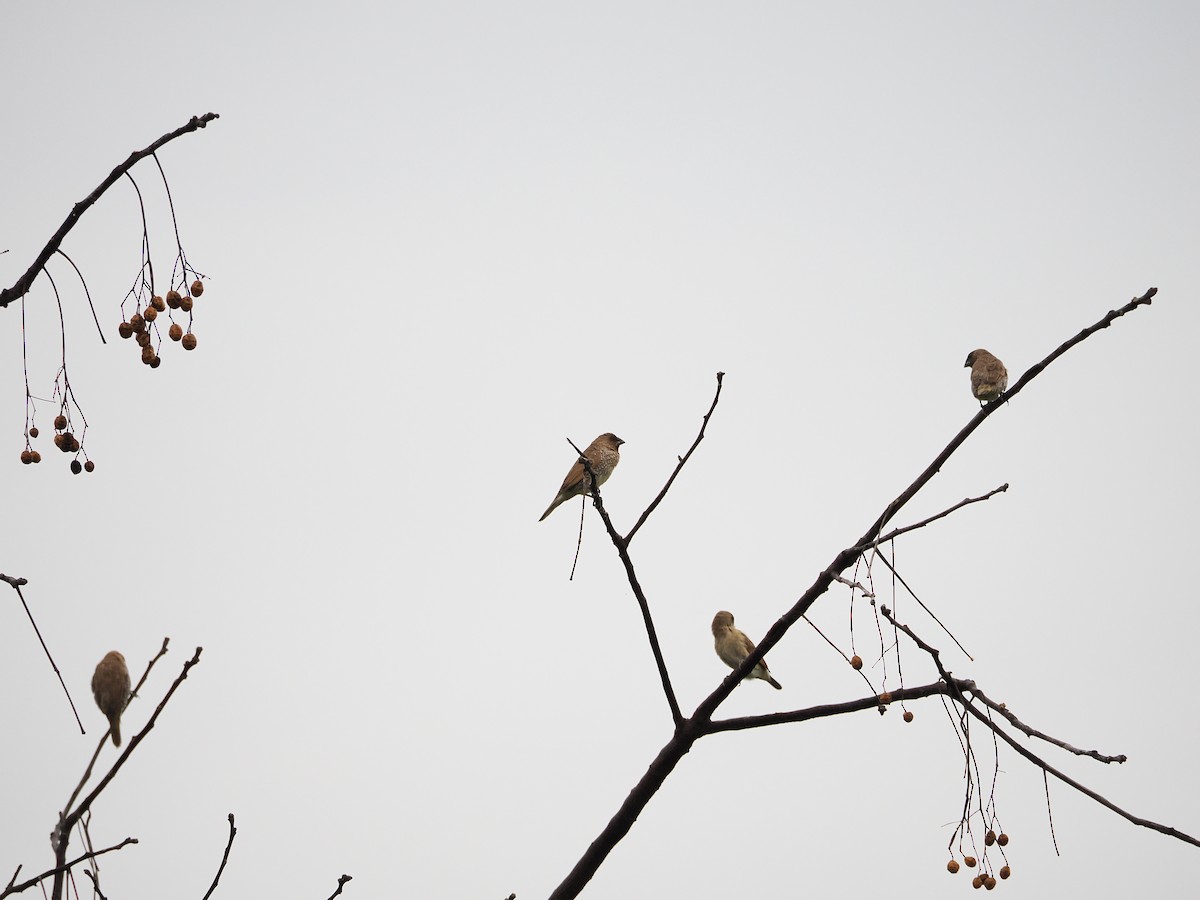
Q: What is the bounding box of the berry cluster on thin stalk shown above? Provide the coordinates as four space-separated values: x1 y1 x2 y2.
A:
115 157 207 367
19 269 95 474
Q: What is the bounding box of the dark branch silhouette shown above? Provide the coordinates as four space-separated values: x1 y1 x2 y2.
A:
0 837 137 898
1 113 220 309
548 290 1165 899
200 814 238 900
326 874 353 899
1 573 82 731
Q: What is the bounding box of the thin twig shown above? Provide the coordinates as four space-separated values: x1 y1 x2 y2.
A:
326 874 353 899
0 574 83 731
568 494 585 581
801 615 876 692
870 550 973 660
200 814 237 900
625 372 724 545
53 250 105 344
0 838 136 898
1 113 220 309
704 681 949 733
567 439 683 728
858 484 1009 551
970 687 1127 764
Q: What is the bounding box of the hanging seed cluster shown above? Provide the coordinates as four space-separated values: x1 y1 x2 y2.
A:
117 279 204 366
20 413 94 473
945 832 1011 890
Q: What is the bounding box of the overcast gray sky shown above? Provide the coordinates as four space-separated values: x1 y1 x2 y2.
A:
3 2 1199 898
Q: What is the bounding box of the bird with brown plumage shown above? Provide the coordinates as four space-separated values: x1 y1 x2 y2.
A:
539 433 624 521
712 610 782 690
964 349 1008 405
92 651 131 746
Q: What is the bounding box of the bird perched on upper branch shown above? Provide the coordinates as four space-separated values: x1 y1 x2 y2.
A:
92 650 132 746
964 349 1008 405
712 610 782 689
539 432 624 521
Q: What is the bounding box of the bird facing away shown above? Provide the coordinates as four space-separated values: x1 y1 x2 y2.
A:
92 651 131 747
712 610 782 690
538 432 625 521
964 349 1008 405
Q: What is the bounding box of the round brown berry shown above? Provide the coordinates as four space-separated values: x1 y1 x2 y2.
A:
180 295 194 312
999 866 1010 880
64 433 79 452
169 323 183 341
166 289 182 308
149 355 162 369
985 830 996 846
151 294 166 311
997 833 1009 847
20 450 32 464
902 710 914 723
53 434 64 448
29 427 39 438
947 860 959 874
190 279 204 297
971 875 983 889
984 876 996 890
70 459 82 475
878 692 892 704
130 313 145 333
54 415 67 431
850 655 863 670
141 345 155 364
182 332 198 351
136 331 151 347
119 322 134 339
30 450 41 464
144 305 158 322
84 460 95 472
964 856 976 868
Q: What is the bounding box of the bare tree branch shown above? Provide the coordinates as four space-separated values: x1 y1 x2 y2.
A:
858 483 1009 551
548 291 1158 899
568 439 683 728
0 838 136 898
1 113 220 309
625 371 725 545
326 874 353 899
1 573 83 731
705 681 950 734
968 686 1127 765
200 814 237 900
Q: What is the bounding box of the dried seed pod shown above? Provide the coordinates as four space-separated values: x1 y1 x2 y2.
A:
984 876 996 890
119 322 134 339
136 331 151 347
964 856 976 868
850 655 863 670
70 460 82 475
985 831 996 846
64 434 79 452
130 313 145 333
84 460 95 472
997 833 1009 847
999 866 1010 880
53 433 64 448
182 332 198 351
190 279 204 297
30 450 41 463
54 415 67 431
169 323 183 341
151 294 166 311
144 305 158 322
29 427 39 438
20 450 32 464
141 345 156 364
946 860 960 874
149 355 162 369
166 289 182 308
902 710 914 723
971 875 983 889
180 295 194 312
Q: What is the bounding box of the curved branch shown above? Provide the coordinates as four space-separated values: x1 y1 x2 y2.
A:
625 372 724 545
0 838 136 898
1 113 220 309
200 814 237 900
705 681 949 734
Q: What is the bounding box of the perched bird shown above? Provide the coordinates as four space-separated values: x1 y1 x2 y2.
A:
712 610 782 690
539 432 625 521
964 349 1008 405
92 651 131 747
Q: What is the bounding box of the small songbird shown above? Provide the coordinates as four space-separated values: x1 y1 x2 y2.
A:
539 432 625 521
92 651 131 747
964 349 1008 405
712 610 782 690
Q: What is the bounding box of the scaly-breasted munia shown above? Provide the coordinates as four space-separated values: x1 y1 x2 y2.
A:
92 651 131 747
964 349 1008 405
539 433 624 521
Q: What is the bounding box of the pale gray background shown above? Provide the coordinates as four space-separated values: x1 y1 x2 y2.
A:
3 2 1198 898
